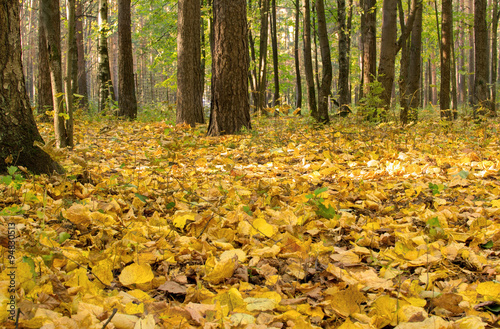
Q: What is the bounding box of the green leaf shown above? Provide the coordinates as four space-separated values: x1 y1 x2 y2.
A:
134 193 148 202
314 187 328 196
58 232 71 244
458 170 469 179
166 201 176 209
481 240 494 249
23 256 37 277
1 175 12 185
484 303 500 313
316 203 337 219
243 205 253 216
7 166 18 176
426 217 441 228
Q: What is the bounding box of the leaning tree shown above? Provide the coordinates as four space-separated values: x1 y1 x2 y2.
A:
0 0 62 174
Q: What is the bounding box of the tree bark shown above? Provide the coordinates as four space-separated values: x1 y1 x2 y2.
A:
314 0 331 123
361 0 377 98
440 0 453 120
303 0 317 117
271 0 280 108
474 0 490 117
65 0 76 147
176 0 204 126
117 0 138 119
257 0 270 112
37 0 53 122
406 2 422 122
0 0 63 174
338 0 352 116
294 0 302 112
207 0 251 136
377 0 398 121
75 0 89 109
98 0 115 112
41 0 68 148
491 0 499 116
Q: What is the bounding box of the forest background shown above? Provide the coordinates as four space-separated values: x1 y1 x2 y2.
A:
2 0 500 328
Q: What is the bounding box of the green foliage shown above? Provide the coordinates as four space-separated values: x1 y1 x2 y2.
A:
428 182 447 195
1 166 25 190
359 79 385 121
306 187 338 219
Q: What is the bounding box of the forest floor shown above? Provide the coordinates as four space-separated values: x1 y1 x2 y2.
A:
1 113 500 328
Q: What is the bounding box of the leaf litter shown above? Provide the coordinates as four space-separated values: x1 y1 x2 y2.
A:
1 117 500 328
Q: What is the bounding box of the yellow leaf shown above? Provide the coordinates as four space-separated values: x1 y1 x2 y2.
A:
220 249 247 263
119 263 154 286
492 199 500 208
252 217 277 237
173 212 195 229
244 297 277 311
477 281 500 301
125 302 144 315
229 313 256 325
203 257 237 284
93 260 114 286
63 203 91 227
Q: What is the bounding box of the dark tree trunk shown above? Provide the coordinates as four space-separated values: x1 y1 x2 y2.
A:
314 0 331 123
41 0 68 148
257 0 270 112
474 0 490 117
117 0 138 119
207 0 251 136
0 0 62 174
491 0 499 116
406 2 422 122
176 0 204 126
98 0 115 112
361 0 377 99
37 0 53 122
65 0 76 147
440 0 453 120
75 0 88 109
337 0 352 116
271 0 280 108
294 0 302 112
303 0 317 117
377 0 398 121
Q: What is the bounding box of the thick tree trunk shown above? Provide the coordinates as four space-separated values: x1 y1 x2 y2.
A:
406 2 422 122
117 0 138 119
98 0 115 112
491 0 499 116
314 0 331 123
257 0 270 112
176 0 204 126
474 0 490 117
377 0 398 121
0 0 62 174
37 0 53 122
303 0 317 117
440 0 453 120
41 0 68 148
207 0 251 136
294 0 302 112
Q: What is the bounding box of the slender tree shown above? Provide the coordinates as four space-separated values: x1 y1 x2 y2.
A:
337 0 352 116
37 0 53 122
97 0 115 112
473 0 489 117
440 0 453 120
303 0 316 117
294 0 302 112
176 0 204 126
75 0 89 109
405 1 422 123
271 0 280 108
257 0 270 112
41 0 69 148
360 0 377 99
1 0 62 174
491 0 499 116
207 0 251 136
117 0 138 119
314 0 331 123
65 0 76 147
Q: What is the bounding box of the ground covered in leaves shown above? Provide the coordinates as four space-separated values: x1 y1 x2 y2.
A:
1 115 500 328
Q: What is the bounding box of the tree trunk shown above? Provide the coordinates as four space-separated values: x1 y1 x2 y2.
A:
76 0 89 109
257 0 270 112
406 2 422 122
377 0 398 121
117 0 138 119
294 0 302 112
468 0 475 106
207 0 251 136
176 0 204 126
314 0 331 123
361 0 377 98
37 0 53 122
491 0 499 115
41 0 68 148
440 0 453 120
0 0 63 174
248 0 258 110
98 0 115 112
474 0 490 117
337 0 352 116
271 0 280 108
303 0 317 116
65 0 75 147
